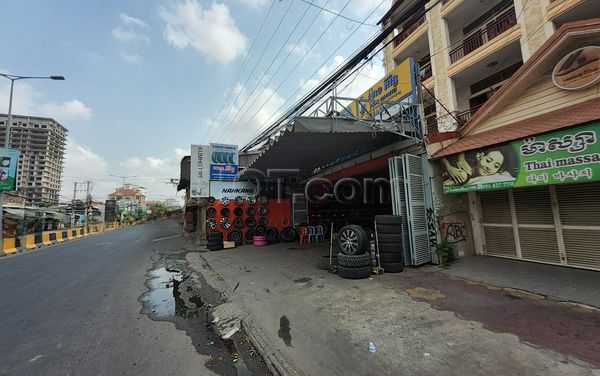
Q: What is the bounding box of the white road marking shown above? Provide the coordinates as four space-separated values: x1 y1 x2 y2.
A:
28 354 44 362
151 235 181 243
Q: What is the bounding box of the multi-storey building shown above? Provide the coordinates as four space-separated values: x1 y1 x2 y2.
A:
0 114 67 205
381 0 600 270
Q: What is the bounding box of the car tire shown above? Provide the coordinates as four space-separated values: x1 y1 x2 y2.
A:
245 229 254 245
318 254 337 270
378 251 403 263
337 252 371 268
338 225 369 255
208 244 224 251
207 231 223 241
280 226 297 242
374 215 401 225
381 260 404 273
338 265 371 279
265 227 279 244
377 233 403 244
376 224 402 234
377 242 403 253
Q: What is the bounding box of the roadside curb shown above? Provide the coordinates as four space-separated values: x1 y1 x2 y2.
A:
189 252 300 376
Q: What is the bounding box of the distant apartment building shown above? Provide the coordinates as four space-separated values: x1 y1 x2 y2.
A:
0 114 68 205
107 184 147 206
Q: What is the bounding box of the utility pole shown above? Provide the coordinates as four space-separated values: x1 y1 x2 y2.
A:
84 181 91 234
71 182 77 228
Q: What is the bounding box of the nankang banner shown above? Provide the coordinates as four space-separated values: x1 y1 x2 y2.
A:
209 143 238 181
441 122 600 194
0 148 19 191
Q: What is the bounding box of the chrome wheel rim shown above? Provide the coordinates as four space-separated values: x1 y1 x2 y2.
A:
340 229 358 253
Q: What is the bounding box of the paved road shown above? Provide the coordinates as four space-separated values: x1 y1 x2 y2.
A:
0 220 213 376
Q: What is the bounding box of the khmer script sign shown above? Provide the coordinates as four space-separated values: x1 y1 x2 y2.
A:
440 122 600 194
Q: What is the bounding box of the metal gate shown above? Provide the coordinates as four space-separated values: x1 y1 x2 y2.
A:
389 154 434 266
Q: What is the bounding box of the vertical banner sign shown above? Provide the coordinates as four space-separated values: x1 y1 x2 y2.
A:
190 144 210 197
209 143 239 181
441 122 600 194
0 148 19 191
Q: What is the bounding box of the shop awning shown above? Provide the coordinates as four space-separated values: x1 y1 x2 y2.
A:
246 117 403 176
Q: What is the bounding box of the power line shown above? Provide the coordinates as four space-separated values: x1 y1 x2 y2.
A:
202 0 279 145
216 0 325 143
208 0 296 142
217 0 355 144
298 0 378 27
233 0 390 147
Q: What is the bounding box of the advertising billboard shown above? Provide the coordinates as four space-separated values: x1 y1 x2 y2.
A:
209 143 238 181
0 148 19 191
190 144 210 197
441 122 600 194
344 57 416 120
209 181 257 199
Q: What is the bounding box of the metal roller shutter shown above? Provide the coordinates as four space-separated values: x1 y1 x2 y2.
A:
481 190 517 258
556 183 600 270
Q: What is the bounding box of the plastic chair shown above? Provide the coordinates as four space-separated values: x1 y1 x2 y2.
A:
298 226 308 245
307 226 316 243
315 225 325 243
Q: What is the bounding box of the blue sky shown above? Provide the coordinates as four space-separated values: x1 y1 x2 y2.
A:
0 0 389 201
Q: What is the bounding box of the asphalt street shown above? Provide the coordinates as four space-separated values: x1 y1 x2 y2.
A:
0 220 214 376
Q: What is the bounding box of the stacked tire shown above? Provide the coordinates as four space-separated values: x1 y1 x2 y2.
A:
336 225 371 279
375 215 404 273
207 231 224 251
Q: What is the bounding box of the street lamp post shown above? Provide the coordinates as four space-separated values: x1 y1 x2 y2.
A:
0 73 65 253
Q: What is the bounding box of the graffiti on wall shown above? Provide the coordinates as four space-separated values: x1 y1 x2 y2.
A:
441 222 468 243
426 207 438 248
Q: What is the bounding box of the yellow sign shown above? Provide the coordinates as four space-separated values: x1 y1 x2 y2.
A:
346 57 415 120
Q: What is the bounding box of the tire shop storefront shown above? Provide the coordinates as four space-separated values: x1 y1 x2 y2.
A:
432 21 600 271
245 115 438 267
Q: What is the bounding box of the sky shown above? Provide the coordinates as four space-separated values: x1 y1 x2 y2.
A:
0 0 390 203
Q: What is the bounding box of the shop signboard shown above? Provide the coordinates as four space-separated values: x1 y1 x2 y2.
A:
209 181 257 199
344 57 417 120
441 122 600 194
0 148 19 191
209 143 238 181
552 46 600 91
190 144 210 197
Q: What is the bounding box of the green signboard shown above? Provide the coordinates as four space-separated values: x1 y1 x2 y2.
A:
441 122 599 194
0 148 19 191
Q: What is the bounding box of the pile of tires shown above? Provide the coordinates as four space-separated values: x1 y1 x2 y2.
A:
336 225 371 279
207 231 224 251
375 215 404 273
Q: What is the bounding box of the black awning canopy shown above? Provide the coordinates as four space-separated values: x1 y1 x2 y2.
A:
246 117 400 177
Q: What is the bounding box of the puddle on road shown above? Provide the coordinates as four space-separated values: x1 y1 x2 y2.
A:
141 267 184 318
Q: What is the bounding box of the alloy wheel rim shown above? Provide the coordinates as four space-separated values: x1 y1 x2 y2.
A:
340 229 358 253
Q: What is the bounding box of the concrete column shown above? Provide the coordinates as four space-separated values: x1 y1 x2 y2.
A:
467 191 486 255
514 0 555 61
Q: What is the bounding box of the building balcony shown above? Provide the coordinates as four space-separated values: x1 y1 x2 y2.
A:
391 13 429 63
393 13 427 48
455 104 484 126
449 7 517 64
547 0 599 26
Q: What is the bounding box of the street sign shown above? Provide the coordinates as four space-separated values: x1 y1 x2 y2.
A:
0 148 19 191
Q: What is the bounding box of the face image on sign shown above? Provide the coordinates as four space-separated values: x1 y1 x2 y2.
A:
0 168 9 182
441 145 518 189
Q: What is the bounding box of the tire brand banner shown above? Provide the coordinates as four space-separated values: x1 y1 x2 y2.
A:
190 144 210 197
441 122 600 194
209 181 257 199
209 143 238 181
0 148 19 191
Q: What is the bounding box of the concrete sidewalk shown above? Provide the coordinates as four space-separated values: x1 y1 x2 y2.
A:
188 243 600 376
439 256 600 308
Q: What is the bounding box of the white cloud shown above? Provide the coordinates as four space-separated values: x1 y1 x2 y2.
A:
121 156 171 172
112 27 150 44
158 1 247 64
41 99 93 121
0 80 40 115
286 42 310 57
174 147 188 159
120 13 148 28
236 0 268 8
297 55 346 98
203 83 285 145
120 52 143 64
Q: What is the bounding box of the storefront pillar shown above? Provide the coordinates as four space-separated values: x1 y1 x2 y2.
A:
468 191 486 255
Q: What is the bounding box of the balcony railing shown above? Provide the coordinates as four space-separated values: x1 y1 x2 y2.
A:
393 14 427 48
456 104 484 125
419 61 433 81
449 7 517 63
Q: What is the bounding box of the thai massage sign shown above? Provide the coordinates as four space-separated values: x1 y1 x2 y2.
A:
441 122 600 194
